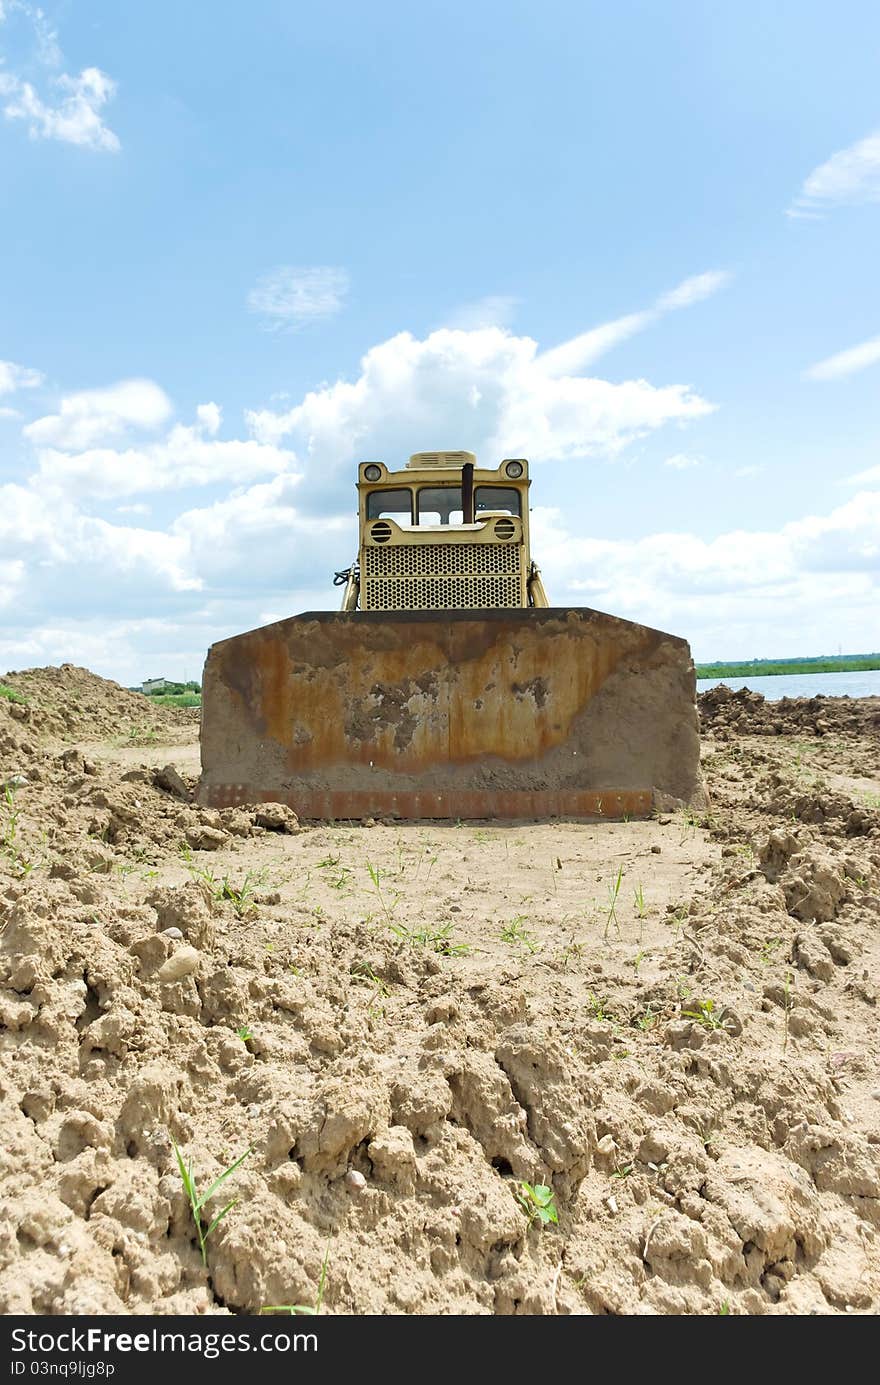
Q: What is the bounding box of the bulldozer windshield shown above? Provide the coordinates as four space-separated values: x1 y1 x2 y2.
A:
365 480 522 527
417 486 463 525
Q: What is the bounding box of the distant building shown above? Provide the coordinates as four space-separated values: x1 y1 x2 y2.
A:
142 677 169 694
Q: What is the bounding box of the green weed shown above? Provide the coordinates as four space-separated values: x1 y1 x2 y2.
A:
665 904 689 937
350 962 391 1018
389 920 468 956
350 961 390 996
1 783 35 876
586 991 615 1023
514 1181 558 1228
220 873 262 916
317 853 351 890
170 1135 251 1267
557 941 584 971
760 937 783 965
179 846 265 916
366 861 399 921
676 807 699 844
604 865 624 939
499 916 540 953
2 783 20 849
126 725 159 745
681 998 723 1030
262 1239 331 1316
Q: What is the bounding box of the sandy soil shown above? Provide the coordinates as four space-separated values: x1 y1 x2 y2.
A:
1 665 879 1315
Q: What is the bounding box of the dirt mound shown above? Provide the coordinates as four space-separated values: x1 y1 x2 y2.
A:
699 685 880 742
1 665 197 754
0 672 879 1316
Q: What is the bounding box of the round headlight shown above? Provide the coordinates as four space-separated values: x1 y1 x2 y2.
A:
363 464 382 481
504 459 525 479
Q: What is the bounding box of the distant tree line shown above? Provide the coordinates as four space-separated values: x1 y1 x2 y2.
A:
139 681 201 696
696 654 880 679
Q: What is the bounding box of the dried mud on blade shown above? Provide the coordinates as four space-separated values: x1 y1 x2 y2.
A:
198 608 705 820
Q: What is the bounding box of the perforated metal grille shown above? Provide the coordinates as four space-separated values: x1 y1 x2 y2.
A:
362 541 524 610
363 541 519 578
364 574 522 610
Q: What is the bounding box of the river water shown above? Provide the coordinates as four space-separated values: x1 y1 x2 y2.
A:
696 670 880 701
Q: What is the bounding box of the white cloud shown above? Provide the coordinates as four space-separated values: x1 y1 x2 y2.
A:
28 5 61 69
655 271 731 311
0 4 119 151
196 402 222 435
22 383 294 500
0 558 25 609
0 480 199 598
788 129 880 217
247 266 349 331
33 420 297 500
0 358 43 394
803 334 880 382
0 2 62 67
24 379 173 450
539 517 792 600
532 489 880 658
172 475 350 587
537 269 730 376
247 324 715 514
442 296 519 330
536 312 654 376
664 453 701 470
0 66 119 152
734 464 762 478
846 459 880 485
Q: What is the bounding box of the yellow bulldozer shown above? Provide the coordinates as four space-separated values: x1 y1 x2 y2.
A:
198 451 704 819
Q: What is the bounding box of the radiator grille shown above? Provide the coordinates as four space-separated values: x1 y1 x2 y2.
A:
364 541 519 578
362 541 523 610
364 574 522 610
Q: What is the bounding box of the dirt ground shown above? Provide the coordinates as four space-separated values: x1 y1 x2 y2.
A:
1 664 879 1316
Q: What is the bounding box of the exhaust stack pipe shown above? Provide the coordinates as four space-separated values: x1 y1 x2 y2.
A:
462 460 475 524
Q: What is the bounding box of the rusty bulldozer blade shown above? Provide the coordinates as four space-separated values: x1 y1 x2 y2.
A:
198 607 705 821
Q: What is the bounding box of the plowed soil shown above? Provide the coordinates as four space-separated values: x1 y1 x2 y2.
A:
1 666 879 1315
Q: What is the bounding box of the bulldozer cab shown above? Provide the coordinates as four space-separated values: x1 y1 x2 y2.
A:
339 452 548 613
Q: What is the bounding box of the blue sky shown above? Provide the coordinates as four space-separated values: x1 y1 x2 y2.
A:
1 0 879 681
